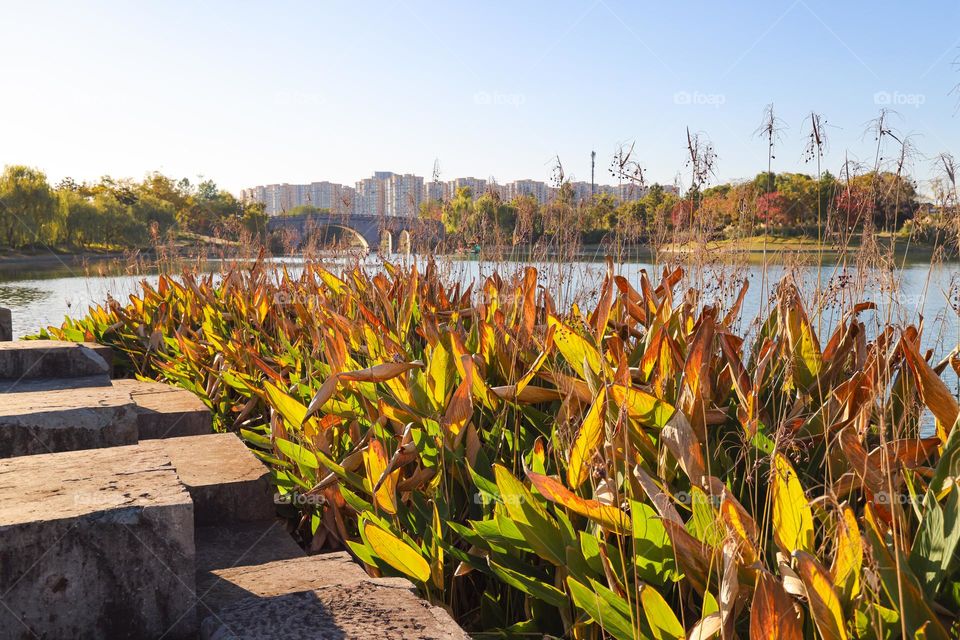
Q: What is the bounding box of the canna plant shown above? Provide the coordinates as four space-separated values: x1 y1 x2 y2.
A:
35 256 960 638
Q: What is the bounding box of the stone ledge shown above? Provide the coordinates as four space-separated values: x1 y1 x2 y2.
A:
112 378 211 440
0 443 196 639
200 579 468 640
0 380 138 458
0 340 111 380
142 433 275 525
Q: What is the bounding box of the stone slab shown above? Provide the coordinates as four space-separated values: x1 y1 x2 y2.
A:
0 340 111 380
195 520 306 614
0 307 10 341
143 433 275 525
200 577 468 640
112 378 212 440
0 374 112 393
0 443 196 639
0 380 139 458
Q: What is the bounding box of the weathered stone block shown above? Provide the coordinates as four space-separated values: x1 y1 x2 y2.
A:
0 307 11 341
0 381 138 458
112 378 211 440
0 444 196 639
0 340 110 380
195 520 306 613
144 434 275 525
200 578 469 640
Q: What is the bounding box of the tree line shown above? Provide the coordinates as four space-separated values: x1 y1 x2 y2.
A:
422 169 947 247
0 165 267 250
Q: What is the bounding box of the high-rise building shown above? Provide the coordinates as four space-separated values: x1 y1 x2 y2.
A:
423 180 446 203
304 181 355 216
386 174 423 217
447 177 486 199
505 179 550 204
354 175 388 217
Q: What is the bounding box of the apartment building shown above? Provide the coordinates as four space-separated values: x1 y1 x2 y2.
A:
385 174 424 217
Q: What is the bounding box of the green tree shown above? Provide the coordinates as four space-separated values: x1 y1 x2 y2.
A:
442 187 474 235
0 165 58 248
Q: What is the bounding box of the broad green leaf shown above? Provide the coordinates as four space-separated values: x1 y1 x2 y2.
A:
493 464 566 565
911 417 960 595
864 504 951 640
487 559 567 608
567 577 637 640
630 501 677 585
275 438 319 469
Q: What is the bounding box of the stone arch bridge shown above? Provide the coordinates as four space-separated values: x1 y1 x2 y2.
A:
266 212 443 253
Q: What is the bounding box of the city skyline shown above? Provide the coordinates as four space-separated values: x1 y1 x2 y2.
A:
241 170 668 217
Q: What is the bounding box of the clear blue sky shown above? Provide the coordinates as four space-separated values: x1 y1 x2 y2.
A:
2 1 959 194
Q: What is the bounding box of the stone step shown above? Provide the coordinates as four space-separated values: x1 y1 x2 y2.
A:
112 378 211 440
0 379 139 458
0 340 112 380
0 442 196 639
142 433 276 526
198 551 467 639
195 520 306 614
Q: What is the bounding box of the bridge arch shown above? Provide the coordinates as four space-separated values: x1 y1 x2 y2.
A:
379 230 393 254
397 229 411 254
306 224 370 251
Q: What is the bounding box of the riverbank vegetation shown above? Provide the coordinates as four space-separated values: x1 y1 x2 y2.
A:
0 165 267 251
37 253 960 638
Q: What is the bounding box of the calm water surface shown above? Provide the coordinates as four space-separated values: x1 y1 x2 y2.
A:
1 256 957 394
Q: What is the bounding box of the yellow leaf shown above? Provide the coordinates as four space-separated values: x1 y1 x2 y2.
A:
548 315 601 379
363 439 398 514
609 384 675 428
568 387 607 489
794 550 848 640
527 470 630 534
831 506 861 604
772 453 814 555
640 584 684 640
362 520 430 583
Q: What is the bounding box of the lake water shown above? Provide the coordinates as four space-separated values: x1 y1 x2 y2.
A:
1 255 957 398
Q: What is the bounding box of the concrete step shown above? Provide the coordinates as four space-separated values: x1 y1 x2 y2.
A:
143 433 276 526
0 442 196 639
0 379 139 458
199 552 467 639
112 378 211 440
0 340 112 380
195 520 306 614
